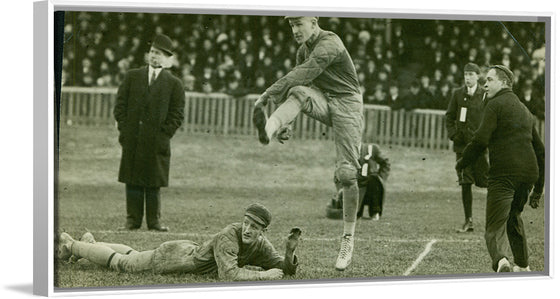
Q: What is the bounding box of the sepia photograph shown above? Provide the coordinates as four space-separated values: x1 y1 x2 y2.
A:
39 0 551 296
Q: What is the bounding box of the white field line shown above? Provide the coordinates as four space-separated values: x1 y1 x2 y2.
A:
402 239 437 276
91 230 478 243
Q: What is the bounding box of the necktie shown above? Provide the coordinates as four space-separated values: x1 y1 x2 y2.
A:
150 70 156 86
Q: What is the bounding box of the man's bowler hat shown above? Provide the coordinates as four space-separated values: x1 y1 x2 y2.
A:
150 34 174 56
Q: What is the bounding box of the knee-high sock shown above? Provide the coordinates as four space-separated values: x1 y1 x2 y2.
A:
71 241 118 267
265 98 302 139
342 183 359 236
96 242 138 255
462 184 473 219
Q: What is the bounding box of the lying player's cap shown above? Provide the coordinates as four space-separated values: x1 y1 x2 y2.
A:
245 203 272 228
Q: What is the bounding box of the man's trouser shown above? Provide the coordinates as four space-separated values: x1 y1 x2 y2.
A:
126 184 162 229
485 177 533 271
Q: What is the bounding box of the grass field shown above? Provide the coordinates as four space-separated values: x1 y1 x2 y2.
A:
55 125 546 290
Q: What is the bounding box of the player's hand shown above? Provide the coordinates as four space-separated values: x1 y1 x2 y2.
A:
261 268 284 280
243 265 264 271
286 227 302 252
529 191 542 209
276 125 292 144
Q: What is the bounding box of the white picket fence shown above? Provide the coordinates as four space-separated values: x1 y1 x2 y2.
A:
59 87 546 150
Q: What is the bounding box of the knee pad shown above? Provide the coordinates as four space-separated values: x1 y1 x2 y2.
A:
335 163 358 187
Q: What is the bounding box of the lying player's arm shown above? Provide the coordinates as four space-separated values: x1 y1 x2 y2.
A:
256 227 302 276
214 235 283 281
284 227 302 268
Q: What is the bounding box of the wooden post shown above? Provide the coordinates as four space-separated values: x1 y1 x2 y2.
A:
384 109 392 145
223 97 229 136
429 113 436 149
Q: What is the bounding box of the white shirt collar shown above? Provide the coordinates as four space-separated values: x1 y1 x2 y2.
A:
149 65 163 78
467 84 477 96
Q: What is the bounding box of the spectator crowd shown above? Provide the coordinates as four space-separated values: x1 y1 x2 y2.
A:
61 12 546 120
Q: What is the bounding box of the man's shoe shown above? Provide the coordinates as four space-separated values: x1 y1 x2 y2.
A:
513 265 531 272
57 232 75 261
497 257 512 272
335 234 354 271
372 213 380 221
253 102 270 145
149 224 169 232
456 218 474 233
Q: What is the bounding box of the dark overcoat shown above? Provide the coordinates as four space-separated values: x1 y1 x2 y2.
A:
445 84 486 153
114 66 185 187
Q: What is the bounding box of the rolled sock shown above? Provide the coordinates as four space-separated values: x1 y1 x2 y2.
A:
71 241 118 267
265 117 281 140
343 221 356 236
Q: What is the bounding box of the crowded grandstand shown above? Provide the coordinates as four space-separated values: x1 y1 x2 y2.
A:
60 12 546 119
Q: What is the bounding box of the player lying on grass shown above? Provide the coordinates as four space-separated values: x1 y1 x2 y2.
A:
57 203 302 281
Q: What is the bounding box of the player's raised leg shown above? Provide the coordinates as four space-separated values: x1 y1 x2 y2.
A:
253 86 331 145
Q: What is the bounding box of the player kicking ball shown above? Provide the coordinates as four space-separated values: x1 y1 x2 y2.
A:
253 16 364 271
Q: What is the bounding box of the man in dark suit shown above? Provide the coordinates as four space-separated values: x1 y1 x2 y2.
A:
445 63 489 233
113 34 185 232
456 65 545 272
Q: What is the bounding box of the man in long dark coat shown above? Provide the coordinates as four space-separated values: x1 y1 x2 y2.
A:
456 65 545 272
113 34 185 232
